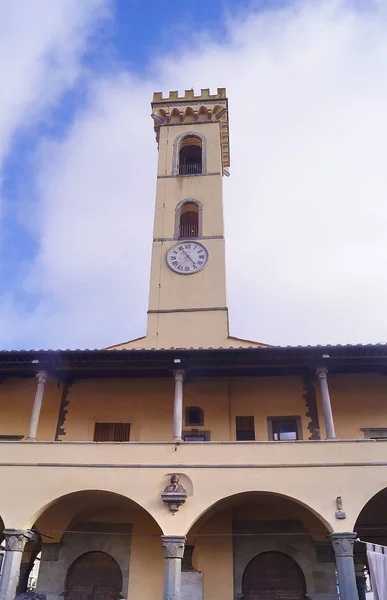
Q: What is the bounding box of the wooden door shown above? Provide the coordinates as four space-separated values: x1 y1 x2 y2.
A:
65 551 122 600
242 551 306 600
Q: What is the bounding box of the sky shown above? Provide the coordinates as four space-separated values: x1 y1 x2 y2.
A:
1 0 387 350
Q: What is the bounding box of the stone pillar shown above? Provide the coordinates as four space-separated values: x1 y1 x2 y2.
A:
173 370 184 441
316 367 337 440
355 563 367 600
0 529 34 600
161 535 186 600
25 370 48 441
330 532 358 600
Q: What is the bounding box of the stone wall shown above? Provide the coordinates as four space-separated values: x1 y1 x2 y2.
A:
36 522 132 600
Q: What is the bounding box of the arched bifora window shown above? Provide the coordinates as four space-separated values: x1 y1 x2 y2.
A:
175 199 202 239
178 135 202 175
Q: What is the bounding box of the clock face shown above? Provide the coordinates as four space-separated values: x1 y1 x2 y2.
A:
166 241 209 274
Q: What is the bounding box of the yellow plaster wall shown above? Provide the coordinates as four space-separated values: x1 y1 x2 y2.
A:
59 376 309 443
2 373 387 444
153 176 224 239
192 510 234 600
229 376 309 440
148 239 227 311
0 377 61 440
317 373 387 439
157 123 222 178
36 500 163 600
62 378 174 442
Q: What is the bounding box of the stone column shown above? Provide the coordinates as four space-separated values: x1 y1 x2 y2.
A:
173 370 184 441
330 532 358 600
0 529 35 600
25 370 48 441
316 367 337 440
355 563 367 600
161 535 186 600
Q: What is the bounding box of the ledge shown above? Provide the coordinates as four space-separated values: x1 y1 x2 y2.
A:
0 439 386 471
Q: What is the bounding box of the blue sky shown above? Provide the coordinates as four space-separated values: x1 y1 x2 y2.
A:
1 0 387 350
0 0 259 323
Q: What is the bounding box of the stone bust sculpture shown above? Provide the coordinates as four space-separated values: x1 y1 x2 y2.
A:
161 475 187 513
163 474 186 494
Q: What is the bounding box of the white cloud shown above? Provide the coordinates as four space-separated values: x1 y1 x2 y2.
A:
0 0 109 162
2 0 387 348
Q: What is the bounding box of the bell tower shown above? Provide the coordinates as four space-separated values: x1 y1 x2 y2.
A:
112 88 264 349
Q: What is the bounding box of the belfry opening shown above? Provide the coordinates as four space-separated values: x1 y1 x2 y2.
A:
178 135 202 175
178 202 199 238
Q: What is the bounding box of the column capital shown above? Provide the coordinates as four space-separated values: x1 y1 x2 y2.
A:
330 532 357 557
3 529 35 552
173 370 184 382
36 370 48 384
316 366 328 379
161 535 186 559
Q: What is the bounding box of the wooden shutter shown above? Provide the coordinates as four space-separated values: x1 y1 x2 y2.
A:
93 423 130 442
236 416 255 441
236 416 254 430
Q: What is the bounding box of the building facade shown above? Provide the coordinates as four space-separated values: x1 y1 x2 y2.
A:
0 88 386 600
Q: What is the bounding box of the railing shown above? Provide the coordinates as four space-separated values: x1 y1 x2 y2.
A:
179 223 198 238
178 163 202 175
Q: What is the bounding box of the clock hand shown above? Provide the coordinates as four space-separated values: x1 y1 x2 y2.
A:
181 249 197 267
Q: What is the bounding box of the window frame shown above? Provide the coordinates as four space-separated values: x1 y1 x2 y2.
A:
93 422 131 442
267 416 303 441
361 428 387 440
235 416 255 441
174 198 203 239
172 131 207 176
185 406 204 427
182 428 211 442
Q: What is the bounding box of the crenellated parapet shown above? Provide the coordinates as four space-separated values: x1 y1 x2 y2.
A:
153 87 226 103
151 87 230 168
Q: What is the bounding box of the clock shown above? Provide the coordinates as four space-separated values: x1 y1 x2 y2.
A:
166 241 209 274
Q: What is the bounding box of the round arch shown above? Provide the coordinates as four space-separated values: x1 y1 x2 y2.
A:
174 198 203 239
183 491 335 599
242 551 307 600
65 551 123 600
172 131 207 176
26 487 163 532
355 485 387 545
31 489 163 600
186 490 333 536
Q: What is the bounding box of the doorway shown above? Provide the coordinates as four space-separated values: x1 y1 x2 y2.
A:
242 551 306 600
65 551 122 600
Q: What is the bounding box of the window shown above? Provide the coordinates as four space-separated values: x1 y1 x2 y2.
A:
179 202 199 238
182 429 210 441
236 416 255 441
361 428 387 440
267 417 302 441
185 406 204 426
178 136 202 175
93 423 130 442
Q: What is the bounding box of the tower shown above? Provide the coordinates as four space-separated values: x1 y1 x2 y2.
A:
112 88 263 349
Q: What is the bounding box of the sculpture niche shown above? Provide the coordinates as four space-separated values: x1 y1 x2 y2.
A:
161 475 187 513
